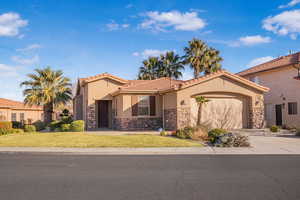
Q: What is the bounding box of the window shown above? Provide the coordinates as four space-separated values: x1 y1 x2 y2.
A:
138 96 150 116
288 102 298 115
20 113 25 121
11 113 17 121
250 76 260 84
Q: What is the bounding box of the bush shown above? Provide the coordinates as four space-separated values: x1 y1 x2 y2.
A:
33 120 46 131
0 121 12 129
12 128 24 134
208 128 228 143
213 133 250 147
176 129 187 139
70 120 85 132
295 128 300 136
61 116 73 124
12 121 23 129
49 120 62 131
54 127 61 132
24 125 36 132
190 125 209 140
61 124 71 132
0 128 14 135
160 131 168 136
270 125 280 133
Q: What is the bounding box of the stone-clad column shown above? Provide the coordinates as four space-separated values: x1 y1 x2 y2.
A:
250 94 265 129
87 103 96 130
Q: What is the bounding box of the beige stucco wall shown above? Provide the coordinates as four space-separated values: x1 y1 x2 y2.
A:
243 66 300 127
0 108 43 122
116 94 163 118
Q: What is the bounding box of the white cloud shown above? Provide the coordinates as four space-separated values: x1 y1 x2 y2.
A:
239 35 271 46
279 0 300 8
16 44 41 52
11 55 39 65
263 9 300 39
0 64 18 77
0 12 28 37
140 11 206 32
133 49 170 58
106 21 130 31
247 56 275 67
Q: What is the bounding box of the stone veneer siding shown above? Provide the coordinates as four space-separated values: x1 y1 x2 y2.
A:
114 117 163 131
87 103 96 130
177 107 191 129
249 95 265 129
164 109 177 130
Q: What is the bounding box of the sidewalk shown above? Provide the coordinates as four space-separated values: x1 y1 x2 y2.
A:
0 136 300 155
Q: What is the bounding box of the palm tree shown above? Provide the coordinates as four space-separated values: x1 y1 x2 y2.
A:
138 57 160 80
159 51 185 79
20 67 72 123
195 96 210 125
184 38 223 78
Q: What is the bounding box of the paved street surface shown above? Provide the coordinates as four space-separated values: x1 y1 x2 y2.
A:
1 153 300 200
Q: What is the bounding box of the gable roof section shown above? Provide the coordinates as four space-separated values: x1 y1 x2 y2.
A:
0 98 42 110
111 70 269 96
80 73 128 85
237 52 300 77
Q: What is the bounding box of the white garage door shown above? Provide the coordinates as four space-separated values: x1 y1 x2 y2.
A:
191 97 245 130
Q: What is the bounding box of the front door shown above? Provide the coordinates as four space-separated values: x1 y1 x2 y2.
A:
98 100 109 128
275 104 282 126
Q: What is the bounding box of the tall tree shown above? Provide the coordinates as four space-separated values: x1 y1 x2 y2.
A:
159 51 185 79
20 67 72 123
184 38 223 78
138 57 160 80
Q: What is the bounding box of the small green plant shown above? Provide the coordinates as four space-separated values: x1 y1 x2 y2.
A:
70 120 85 132
208 128 227 143
24 125 36 132
270 125 280 133
61 124 71 132
0 121 12 129
12 128 24 134
183 126 195 139
160 131 168 136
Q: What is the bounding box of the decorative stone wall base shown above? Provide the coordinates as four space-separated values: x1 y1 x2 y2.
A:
164 109 177 130
114 117 163 131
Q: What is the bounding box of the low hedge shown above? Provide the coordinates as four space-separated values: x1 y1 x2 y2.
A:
61 124 71 132
70 120 85 132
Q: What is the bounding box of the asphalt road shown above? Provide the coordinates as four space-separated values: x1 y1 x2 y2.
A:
0 153 300 200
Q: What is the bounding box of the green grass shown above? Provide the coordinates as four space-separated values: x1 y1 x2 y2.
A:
0 132 202 148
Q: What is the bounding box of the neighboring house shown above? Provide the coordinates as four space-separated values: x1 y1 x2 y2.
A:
73 70 269 131
0 98 43 123
237 52 300 128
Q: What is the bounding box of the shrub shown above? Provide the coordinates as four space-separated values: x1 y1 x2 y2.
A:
176 129 187 139
12 121 23 129
61 124 71 132
0 121 12 129
24 125 36 132
160 131 168 136
213 133 250 147
12 128 24 134
208 128 227 143
33 120 46 131
295 128 300 136
0 128 14 135
54 127 61 132
70 120 85 132
49 120 62 131
61 116 73 124
270 125 280 133
183 126 195 139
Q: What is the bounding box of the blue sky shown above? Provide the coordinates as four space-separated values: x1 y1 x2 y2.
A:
1 0 300 100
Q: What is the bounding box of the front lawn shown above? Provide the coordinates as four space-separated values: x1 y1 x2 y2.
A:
0 132 202 148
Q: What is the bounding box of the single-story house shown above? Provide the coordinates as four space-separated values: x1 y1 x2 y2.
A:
0 98 43 123
237 52 300 128
73 70 269 131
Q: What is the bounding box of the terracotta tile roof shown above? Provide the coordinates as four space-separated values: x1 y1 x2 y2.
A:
237 52 300 76
0 98 43 110
80 73 128 85
110 70 269 96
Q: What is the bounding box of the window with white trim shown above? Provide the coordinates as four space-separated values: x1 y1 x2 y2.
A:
288 102 298 115
11 113 17 121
